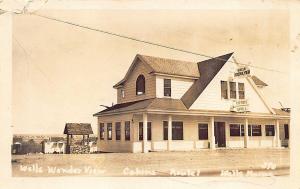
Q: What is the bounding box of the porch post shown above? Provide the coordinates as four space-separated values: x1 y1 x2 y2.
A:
275 119 281 148
210 117 215 149
244 118 249 148
167 115 172 151
143 113 148 153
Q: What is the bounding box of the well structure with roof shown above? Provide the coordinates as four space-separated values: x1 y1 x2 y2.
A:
63 123 94 154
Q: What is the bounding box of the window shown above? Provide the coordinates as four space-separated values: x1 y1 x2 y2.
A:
284 124 289 139
136 75 145 95
121 89 125 98
99 123 105 140
230 82 237 99
221 81 228 99
248 125 262 136
125 121 130 141
198 123 208 140
163 121 183 140
238 83 245 99
107 123 112 140
172 121 183 140
115 122 121 140
163 121 168 140
139 122 152 140
164 79 171 97
230 124 244 136
265 125 275 136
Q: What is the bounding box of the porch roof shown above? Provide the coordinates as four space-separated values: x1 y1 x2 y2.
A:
93 98 290 119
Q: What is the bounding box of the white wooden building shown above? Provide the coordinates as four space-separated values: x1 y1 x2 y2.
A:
93 53 290 153
42 137 66 154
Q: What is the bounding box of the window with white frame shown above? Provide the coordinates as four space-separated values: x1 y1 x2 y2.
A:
139 122 152 141
115 122 121 140
221 81 228 99
136 75 145 95
265 125 275 136
163 121 183 140
198 123 208 140
121 89 125 98
99 123 105 140
229 124 245 136
230 82 237 99
248 124 262 136
164 79 171 97
107 123 112 140
125 121 130 141
238 83 245 99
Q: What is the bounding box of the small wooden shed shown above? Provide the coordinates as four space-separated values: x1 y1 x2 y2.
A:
64 123 93 154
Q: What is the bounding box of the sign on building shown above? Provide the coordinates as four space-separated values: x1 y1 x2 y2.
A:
230 99 249 113
234 66 250 77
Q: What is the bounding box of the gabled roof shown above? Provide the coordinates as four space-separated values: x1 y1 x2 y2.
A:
251 75 268 87
64 123 93 135
113 54 199 88
181 53 233 109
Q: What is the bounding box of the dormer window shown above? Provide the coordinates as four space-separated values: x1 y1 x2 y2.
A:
164 79 171 97
136 74 145 95
121 89 125 98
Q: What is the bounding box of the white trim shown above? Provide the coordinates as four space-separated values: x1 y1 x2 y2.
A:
95 109 290 119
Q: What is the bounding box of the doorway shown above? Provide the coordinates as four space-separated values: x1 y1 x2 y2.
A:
214 122 226 147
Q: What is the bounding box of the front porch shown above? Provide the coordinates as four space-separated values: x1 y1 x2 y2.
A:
97 112 290 153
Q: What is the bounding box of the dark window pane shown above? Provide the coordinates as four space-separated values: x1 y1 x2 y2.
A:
265 125 275 136
136 75 145 95
221 81 228 99
172 121 183 140
115 122 121 140
125 121 130 141
250 125 262 136
139 122 143 141
241 125 245 136
198 123 208 140
164 79 171 97
248 125 251 136
147 122 152 141
230 124 241 136
163 121 168 140
99 123 105 140
139 122 151 141
107 123 112 140
284 124 289 139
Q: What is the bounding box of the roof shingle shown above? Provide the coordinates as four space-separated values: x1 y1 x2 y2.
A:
139 54 200 78
64 123 93 135
181 53 233 108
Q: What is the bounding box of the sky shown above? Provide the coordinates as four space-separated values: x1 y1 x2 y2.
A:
12 9 290 134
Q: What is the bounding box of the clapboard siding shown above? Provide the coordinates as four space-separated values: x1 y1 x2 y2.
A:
117 59 156 104
190 59 270 113
156 76 194 99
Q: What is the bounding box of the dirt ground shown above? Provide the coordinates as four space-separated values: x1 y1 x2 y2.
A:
11 148 289 177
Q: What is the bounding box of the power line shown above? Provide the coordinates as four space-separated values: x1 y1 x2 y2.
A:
31 13 287 74
5 7 287 74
